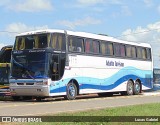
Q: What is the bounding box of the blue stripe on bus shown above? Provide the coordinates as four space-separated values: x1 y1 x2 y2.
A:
50 66 153 93
50 75 152 93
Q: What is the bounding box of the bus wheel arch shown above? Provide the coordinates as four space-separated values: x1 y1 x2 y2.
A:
133 79 141 95
65 79 79 100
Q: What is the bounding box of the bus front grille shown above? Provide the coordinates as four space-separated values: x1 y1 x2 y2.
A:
17 83 34 85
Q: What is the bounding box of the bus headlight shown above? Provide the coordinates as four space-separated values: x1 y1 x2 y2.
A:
36 82 43 85
36 81 48 85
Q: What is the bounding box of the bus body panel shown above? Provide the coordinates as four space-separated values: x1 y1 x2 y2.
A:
48 54 152 95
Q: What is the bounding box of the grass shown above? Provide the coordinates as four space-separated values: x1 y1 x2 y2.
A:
23 103 160 125
0 96 159 124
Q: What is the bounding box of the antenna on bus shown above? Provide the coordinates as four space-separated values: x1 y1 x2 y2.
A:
98 34 108 36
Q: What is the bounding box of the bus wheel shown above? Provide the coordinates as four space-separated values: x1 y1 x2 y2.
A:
65 82 77 100
126 80 134 95
133 81 141 95
12 96 20 101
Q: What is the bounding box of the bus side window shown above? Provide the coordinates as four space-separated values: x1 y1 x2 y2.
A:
126 46 131 58
76 38 84 53
120 44 125 57
85 40 90 53
68 37 74 51
51 34 66 51
142 48 147 59
137 47 142 59
114 43 120 57
107 42 113 55
146 48 151 60
93 41 100 54
131 46 136 58
68 36 84 53
101 42 106 55
101 41 113 56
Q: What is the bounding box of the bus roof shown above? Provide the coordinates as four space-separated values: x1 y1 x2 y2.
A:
17 29 151 48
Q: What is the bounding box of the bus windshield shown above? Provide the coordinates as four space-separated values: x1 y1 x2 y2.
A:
11 52 49 79
14 34 50 50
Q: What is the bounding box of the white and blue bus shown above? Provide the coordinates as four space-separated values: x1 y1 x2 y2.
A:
9 29 153 101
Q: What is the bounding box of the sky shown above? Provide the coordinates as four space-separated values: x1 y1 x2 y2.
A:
0 0 160 67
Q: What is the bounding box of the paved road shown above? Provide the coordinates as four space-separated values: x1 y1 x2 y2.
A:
0 92 160 116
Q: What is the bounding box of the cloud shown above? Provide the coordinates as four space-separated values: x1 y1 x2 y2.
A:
0 43 7 50
0 0 11 7
121 6 132 16
77 0 123 6
158 5 160 14
0 22 48 44
143 0 154 7
77 0 105 5
120 21 160 68
57 17 102 30
5 23 48 35
7 0 53 12
112 5 132 18
0 23 49 47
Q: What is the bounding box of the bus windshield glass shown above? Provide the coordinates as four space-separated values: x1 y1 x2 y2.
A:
14 34 50 50
11 52 49 79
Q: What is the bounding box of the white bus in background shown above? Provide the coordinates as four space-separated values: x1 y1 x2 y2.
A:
9 29 153 101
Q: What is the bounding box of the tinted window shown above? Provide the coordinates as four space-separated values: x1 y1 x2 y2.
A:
85 39 100 54
68 36 84 53
126 45 131 58
14 34 50 50
146 48 151 60
101 41 113 56
131 46 136 58
93 40 100 54
137 47 142 59
50 33 66 51
114 43 125 57
142 48 147 59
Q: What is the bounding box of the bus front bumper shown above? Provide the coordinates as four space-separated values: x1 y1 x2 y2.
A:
10 86 50 97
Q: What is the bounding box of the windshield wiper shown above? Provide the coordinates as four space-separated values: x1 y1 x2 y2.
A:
24 70 34 79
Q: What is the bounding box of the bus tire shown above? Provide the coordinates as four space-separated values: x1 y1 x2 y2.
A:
65 82 77 100
133 81 141 95
126 80 134 95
